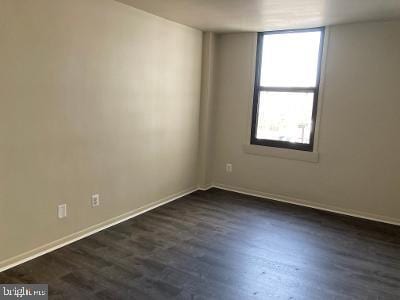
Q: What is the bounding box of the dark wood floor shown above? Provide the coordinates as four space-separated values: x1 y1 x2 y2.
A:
1 188 400 299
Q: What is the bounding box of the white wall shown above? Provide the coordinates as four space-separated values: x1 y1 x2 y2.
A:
198 32 217 188
210 20 400 223
0 0 202 264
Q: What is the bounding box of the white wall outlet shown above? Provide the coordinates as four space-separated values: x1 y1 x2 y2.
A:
58 204 67 219
92 194 100 207
226 163 233 173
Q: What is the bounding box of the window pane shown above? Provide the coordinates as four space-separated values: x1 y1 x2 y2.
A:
260 31 321 87
256 91 314 144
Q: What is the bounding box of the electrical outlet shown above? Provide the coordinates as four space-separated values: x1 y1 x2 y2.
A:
58 204 67 219
92 194 100 207
226 163 233 173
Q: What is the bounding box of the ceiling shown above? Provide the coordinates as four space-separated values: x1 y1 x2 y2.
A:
116 0 400 32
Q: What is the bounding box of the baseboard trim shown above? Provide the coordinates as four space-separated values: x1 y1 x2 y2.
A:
197 184 213 191
2 183 398 272
0 187 197 273
213 183 400 227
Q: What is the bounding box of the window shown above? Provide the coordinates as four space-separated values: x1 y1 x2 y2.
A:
251 28 325 151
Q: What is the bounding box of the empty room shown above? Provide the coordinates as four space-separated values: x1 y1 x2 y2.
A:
1 0 400 299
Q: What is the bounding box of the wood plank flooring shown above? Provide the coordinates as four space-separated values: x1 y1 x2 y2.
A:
1 188 400 299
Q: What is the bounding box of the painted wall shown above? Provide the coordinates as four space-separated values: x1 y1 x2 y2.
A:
210 20 400 223
0 0 202 263
197 32 217 189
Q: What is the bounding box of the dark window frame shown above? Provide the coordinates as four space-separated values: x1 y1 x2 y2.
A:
250 27 325 152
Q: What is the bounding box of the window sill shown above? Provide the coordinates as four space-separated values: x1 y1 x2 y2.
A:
242 144 319 163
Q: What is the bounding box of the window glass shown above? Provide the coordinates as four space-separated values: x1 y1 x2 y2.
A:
256 91 314 143
260 31 322 87
251 28 324 151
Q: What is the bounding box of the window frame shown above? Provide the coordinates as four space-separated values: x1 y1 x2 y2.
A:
250 27 325 152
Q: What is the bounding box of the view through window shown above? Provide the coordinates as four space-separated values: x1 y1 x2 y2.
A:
251 28 324 151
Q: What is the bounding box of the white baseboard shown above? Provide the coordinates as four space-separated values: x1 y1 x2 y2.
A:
213 183 400 227
0 187 197 273
197 184 213 191
2 183 398 273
